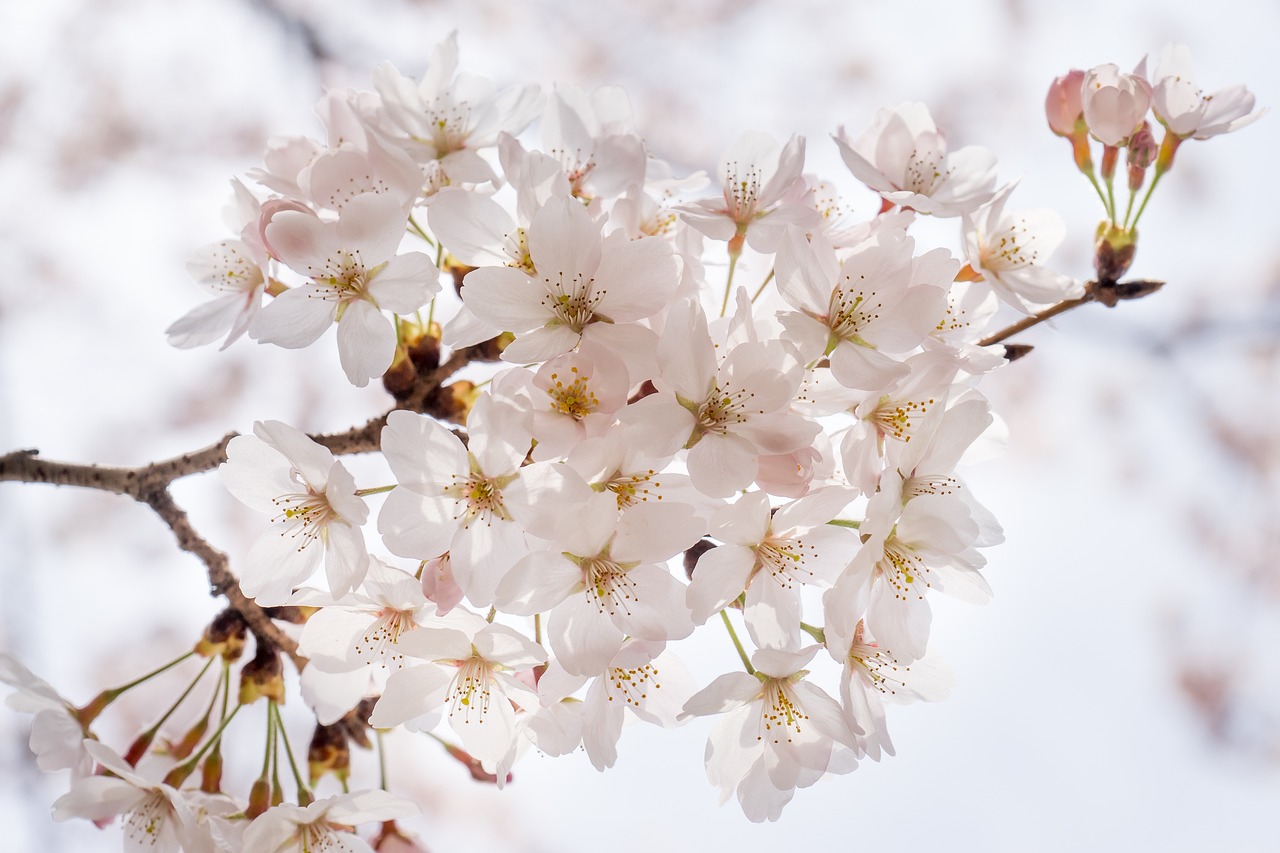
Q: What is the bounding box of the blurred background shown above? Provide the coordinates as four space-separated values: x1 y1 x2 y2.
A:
1 0 1278 850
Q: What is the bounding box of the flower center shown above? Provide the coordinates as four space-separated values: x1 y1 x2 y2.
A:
755 535 817 590
723 159 763 223
865 394 934 444
355 608 416 667
546 366 598 419
607 662 661 707
270 485 337 551
447 656 494 725
757 679 808 744
539 270 604 332
880 537 932 601
581 555 640 616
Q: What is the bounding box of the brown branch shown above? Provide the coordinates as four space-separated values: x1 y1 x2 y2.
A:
0 342 481 669
978 279 1165 349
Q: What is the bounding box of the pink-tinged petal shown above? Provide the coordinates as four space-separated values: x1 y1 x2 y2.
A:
657 299 715 402
862 285 947 352
165 294 251 350
460 266 547 332
680 672 761 717
454 685 520 765
337 299 396 387
793 679 859 743
335 192 410 264
322 461 367 523
368 664 452 728
744 577 801 651
582 679 625 770
772 485 857 532
323 522 369 599
241 527 321 604
592 232 676 322
504 461 595 543
426 188 518 267
500 324 583 364
440 304 501 349
367 253 438 314
868 583 931 663
610 563 693 641
253 420 335 488
613 501 706 564
551 594 625 677
687 544 755 624
300 665 370 725
776 227 835 315
450 517 528 607
381 410 468 490
395 627 474 662
752 644 821 679
527 197 602 280
249 285 336 348
264 208 332 272
676 203 740 242
467 394 531 478
833 134 894 194
52 775 146 823
377 489 457 560
828 342 910 391
219 436 296 513
474 623 547 669
493 550 581 616
687 433 758 498
297 607 371 667
324 789 421 825
711 491 772 545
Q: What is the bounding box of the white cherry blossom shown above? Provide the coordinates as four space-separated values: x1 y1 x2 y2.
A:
220 420 369 604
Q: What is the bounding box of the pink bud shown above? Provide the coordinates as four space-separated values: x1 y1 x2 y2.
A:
256 197 313 262
1045 70 1086 137
421 553 464 615
1082 64 1153 147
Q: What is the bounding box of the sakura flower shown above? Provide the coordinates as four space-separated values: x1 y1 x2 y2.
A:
53 740 221 853
687 487 858 650
0 653 91 775
825 477 990 663
241 790 418 853
494 491 705 676
537 639 696 770
962 182 1083 312
1081 64 1152 147
677 131 817 253
504 343 631 461
166 180 269 351
835 103 997 217
776 227 948 391
368 622 544 768
630 298 817 498
541 83 647 201
680 645 857 822
1141 43 1265 150
372 32 542 186
829 619 954 761
249 192 437 387
378 399 584 606
220 420 369 604
457 196 676 365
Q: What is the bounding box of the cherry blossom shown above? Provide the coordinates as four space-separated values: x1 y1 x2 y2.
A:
241 790 418 853
835 102 997 217
249 193 438 387
1142 44 1264 141
1081 64 1153 147
220 420 369 604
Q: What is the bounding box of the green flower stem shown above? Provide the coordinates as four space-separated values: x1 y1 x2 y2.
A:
721 609 755 675
271 701 312 805
76 650 196 726
750 268 776 303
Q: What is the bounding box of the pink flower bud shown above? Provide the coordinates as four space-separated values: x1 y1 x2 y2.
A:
1082 64 1153 147
1045 70 1086 137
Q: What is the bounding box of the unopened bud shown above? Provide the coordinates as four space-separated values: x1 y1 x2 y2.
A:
374 821 431 852
308 723 350 785
200 745 223 793
196 609 248 662
1045 70 1086 137
1126 122 1158 191
238 645 285 706
246 777 271 819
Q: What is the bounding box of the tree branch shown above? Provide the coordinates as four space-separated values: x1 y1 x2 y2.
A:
978 279 1165 349
0 342 481 668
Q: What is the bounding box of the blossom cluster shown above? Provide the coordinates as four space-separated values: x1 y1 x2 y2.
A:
3 35 1260 849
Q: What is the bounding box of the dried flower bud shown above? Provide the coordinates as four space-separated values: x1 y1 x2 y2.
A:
308 722 350 785
684 538 717 581
238 644 285 705
195 609 247 662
